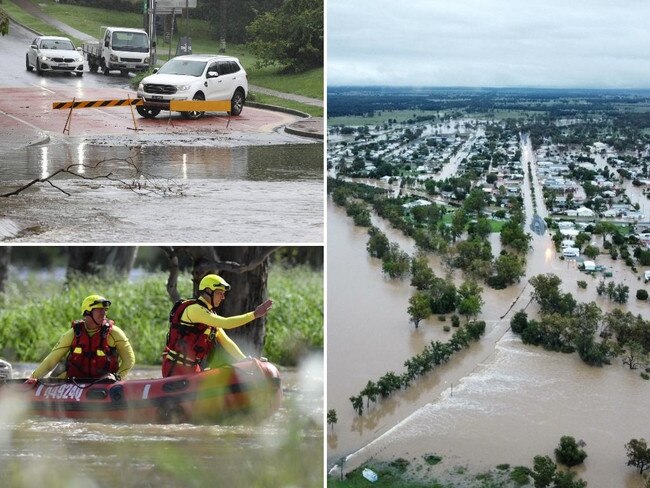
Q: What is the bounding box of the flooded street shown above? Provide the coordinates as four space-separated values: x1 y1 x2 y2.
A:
1 357 323 487
327 128 650 485
0 141 323 242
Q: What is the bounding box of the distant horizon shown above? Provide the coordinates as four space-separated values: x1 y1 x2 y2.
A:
328 85 650 92
328 0 650 89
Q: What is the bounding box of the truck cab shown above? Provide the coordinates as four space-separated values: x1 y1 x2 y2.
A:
84 27 150 76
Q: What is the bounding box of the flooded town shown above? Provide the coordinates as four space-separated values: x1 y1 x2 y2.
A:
327 87 650 488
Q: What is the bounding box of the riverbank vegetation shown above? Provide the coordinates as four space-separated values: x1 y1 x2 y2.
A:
0 263 322 367
330 434 596 487
349 321 486 416
329 178 529 290
511 273 650 373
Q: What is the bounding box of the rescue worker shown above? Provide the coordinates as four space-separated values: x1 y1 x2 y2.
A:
25 295 135 384
162 274 272 377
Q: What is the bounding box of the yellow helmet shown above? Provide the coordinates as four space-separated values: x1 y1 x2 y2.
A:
81 295 111 315
199 274 231 292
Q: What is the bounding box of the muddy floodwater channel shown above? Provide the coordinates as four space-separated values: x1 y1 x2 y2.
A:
327 197 650 487
1 358 323 487
0 141 323 242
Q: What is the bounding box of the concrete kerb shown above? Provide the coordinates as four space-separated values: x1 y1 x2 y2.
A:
247 102 323 140
9 18 41 37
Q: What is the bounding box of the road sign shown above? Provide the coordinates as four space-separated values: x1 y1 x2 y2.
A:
176 36 192 55
155 0 196 14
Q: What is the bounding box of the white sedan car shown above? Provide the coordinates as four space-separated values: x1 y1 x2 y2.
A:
26 36 85 77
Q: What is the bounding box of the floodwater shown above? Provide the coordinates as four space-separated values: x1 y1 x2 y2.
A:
0 141 323 242
327 132 650 486
0 356 323 488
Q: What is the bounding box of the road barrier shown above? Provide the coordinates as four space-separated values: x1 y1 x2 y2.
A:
169 100 231 112
168 99 232 128
52 98 143 110
51 96 143 134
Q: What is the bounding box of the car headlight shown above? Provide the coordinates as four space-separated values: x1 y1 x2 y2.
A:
143 57 149 64
138 83 144 91
39 55 50 61
176 84 191 91
110 54 118 62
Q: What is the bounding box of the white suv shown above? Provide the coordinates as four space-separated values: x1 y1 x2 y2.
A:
136 54 248 119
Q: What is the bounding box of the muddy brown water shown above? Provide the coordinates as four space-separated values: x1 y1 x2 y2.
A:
0 142 323 242
1 357 323 487
327 134 650 486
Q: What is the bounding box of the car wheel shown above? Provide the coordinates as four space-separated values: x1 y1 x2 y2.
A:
89 61 98 73
76 72 84 77
182 93 205 120
101 59 110 76
136 106 161 119
36 59 43 75
230 89 245 116
121 69 129 77
26 54 33 72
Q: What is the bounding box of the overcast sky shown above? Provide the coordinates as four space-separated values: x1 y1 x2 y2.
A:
328 0 650 88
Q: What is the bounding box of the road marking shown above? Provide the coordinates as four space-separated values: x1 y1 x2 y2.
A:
28 83 56 94
0 108 45 131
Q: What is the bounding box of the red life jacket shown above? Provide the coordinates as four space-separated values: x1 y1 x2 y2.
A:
65 320 119 378
163 299 216 370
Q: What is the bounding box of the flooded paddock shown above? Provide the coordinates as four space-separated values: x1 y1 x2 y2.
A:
327 197 650 487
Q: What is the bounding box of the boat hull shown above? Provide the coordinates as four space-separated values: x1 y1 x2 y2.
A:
4 358 281 424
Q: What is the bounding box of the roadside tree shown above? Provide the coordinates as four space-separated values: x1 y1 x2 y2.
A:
410 253 435 290
408 291 432 328
532 455 556 488
360 380 379 408
247 0 323 72
554 436 587 467
583 245 599 260
494 252 525 285
625 438 650 475
327 409 337 430
382 243 410 279
367 227 390 259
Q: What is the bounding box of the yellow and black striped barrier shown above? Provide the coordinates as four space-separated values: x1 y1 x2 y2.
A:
52 98 143 110
169 100 230 112
52 96 143 135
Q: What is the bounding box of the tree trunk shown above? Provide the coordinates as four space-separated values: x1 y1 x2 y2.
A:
209 247 271 357
161 246 275 356
0 246 10 293
66 247 138 279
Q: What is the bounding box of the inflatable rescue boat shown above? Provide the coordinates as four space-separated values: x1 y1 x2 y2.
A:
0 358 281 424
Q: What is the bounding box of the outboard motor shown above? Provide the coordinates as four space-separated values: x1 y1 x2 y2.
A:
0 358 13 380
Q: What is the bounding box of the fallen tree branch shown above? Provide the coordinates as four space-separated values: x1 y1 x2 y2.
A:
1 154 184 198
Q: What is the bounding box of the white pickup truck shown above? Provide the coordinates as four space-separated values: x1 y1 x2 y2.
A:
83 27 151 76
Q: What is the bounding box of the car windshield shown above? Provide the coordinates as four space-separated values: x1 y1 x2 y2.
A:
40 39 75 50
157 59 207 77
111 32 149 53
